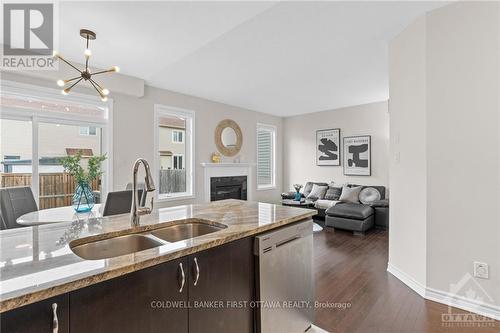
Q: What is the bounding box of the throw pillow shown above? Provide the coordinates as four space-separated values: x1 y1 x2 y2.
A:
359 187 381 205
339 185 362 203
306 184 328 201
302 182 314 198
324 186 342 200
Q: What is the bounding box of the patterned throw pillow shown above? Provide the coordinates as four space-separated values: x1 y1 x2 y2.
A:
306 184 328 201
324 186 342 200
339 185 363 203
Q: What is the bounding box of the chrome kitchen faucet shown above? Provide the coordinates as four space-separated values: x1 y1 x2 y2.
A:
130 158 156 226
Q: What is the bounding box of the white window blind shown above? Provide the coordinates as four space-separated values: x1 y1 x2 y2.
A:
257 124 276 189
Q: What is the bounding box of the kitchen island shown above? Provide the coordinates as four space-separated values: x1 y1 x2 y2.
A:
0 199 316 333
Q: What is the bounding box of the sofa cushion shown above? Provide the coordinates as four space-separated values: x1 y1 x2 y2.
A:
314 199 340 210
370 199 389 207
306 184 328 201
324 186 342 200
326 203 374 220
339 185 362 203
303 182 329 198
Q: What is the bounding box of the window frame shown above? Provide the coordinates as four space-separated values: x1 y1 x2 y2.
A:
256 123 277 190
79 126 97 136
172 154 184 170
0 80 114 206
172 129 184 143
154 104 195 201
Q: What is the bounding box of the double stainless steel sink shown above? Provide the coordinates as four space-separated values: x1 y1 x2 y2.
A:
70 221 227 260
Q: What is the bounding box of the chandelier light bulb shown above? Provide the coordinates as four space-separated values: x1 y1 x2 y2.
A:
56 29 119 101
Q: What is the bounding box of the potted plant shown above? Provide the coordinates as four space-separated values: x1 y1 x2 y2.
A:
60 151 107 212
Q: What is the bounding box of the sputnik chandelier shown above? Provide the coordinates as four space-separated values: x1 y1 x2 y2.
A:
53 29 119 102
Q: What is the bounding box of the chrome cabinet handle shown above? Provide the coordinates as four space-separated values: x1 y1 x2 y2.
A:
179 262 185 293
52 303 58 333
193 257 200 286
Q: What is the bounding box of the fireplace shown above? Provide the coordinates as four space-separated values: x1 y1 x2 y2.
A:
210 176 247 202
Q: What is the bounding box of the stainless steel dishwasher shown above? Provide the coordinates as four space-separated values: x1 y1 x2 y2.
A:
254 219 314 333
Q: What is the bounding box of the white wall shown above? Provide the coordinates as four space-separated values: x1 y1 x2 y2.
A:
425 1 500 308
388 15 427 288
1 72 284 206
283 101 389 191
389 1 500 314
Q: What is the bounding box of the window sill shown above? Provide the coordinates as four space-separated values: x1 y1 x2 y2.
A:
157 194 196 202
256 185 276 191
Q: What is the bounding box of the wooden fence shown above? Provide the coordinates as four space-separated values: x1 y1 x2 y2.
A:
1 173 99 210
159 169 186 194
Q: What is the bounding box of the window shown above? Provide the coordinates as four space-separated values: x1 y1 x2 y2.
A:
172 130 184 143
79 126 97 136
155 105 194 200
256 123 276 189
172 154 184 169
1 80 112 209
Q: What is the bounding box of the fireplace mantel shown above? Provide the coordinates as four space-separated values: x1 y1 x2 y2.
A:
201 163 253 202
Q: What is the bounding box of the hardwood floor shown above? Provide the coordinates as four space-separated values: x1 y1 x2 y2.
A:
313 227 500 333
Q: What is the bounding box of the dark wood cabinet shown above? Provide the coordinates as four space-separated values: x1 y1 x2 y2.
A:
1 237 255 333
1 294 69 333
70 257 188 333
188 237 255 333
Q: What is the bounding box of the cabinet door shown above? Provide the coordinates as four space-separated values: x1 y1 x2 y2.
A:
1 294 69 333
70 257 188 333
188 237 255 333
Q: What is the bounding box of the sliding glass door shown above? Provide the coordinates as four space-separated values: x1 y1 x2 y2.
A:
0 81 111 209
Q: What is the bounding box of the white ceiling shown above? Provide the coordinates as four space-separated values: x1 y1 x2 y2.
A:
56 1 444 117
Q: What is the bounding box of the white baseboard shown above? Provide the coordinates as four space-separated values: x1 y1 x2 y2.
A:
387 262 500 321
387 262 426 297
426 287 500 321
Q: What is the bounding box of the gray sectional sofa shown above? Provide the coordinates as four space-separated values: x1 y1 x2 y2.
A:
281 182 389 235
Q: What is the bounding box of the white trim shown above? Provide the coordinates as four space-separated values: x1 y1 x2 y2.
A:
200 162 254 168
32 116 39 207
154 104 195 202
102 99 114 199
256 185 276 191
256 123 276 190
387 262 500 321
200 163 252 202
387 262 426 297
426 287 500 321
1 80 106 108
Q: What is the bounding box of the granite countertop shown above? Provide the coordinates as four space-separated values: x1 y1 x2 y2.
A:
0 200 316 313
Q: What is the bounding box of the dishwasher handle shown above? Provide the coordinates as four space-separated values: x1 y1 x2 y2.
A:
275 235 301 248
254 220 313 256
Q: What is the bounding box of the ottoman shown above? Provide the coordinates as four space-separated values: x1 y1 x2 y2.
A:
325 203 375 235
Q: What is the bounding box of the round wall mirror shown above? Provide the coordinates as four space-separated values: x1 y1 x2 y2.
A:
215 119 243 157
